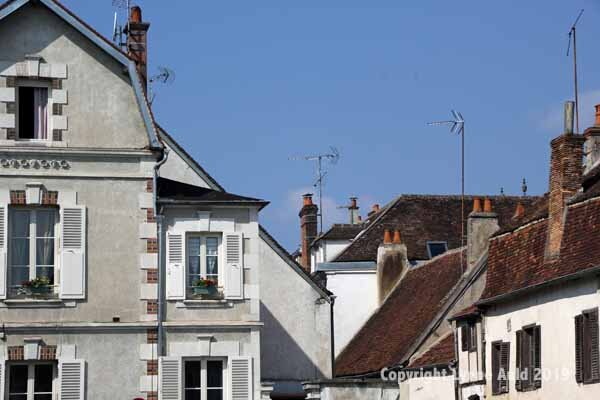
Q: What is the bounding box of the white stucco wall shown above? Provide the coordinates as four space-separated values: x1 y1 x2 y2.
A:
311 240 351 268
326 270 378 356
484 277 600 399
400 374 455 400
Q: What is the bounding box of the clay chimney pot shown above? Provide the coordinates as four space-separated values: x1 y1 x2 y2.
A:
483 198 493 213
372 204 380 213
393 230 402 244
303 194 313 206
473 197 482 213
130 6 142 23
383 229 392 244
514 202 525 219
595 104 600 127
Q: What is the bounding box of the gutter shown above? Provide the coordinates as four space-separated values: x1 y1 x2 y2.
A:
153 149 169 357
330 295 336 379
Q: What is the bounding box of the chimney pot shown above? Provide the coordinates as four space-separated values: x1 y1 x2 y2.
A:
130 5 142 23
483 198 492 213
372 204 380 212
303 193 313 206
393 230 402 244
383 229 392 244
564 101 575 134
350 197 358 209
595 104 600 127
514 202 525 219
472 197 482 213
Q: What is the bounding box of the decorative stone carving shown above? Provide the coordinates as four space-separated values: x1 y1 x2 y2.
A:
0 158 70 169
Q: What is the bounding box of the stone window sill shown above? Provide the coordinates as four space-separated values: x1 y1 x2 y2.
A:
0 139 66 148
175 299 233 309
0 299 76 308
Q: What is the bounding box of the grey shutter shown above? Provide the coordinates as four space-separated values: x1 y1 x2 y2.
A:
0 204 6 299
588 309 600 382
59 359 85 400
230 357 252 400
461 325 468 352
491 342 500 395
575 314 584 383
166 233 185 300
224 232 243 299
515 330 523 391
159 357 181 400
533 326 541 388
500 342 510 394
59 207 86 299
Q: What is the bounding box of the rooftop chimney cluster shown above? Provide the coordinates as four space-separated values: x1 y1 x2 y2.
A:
377 229 407 305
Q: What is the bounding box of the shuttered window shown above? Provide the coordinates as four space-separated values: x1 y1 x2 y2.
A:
575 308 600 384
460 322 477 352
59 359 85 400
491 341 509 395
516 325 541 391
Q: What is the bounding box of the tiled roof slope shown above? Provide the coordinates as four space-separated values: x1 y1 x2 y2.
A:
407 333 455 369
312 224 364 244
335 249 465 377
334 195 541 262
157 177 267 204
480 177 600 302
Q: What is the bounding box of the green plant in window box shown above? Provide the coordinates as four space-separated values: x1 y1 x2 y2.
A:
191 278 220 299
19 277 53 297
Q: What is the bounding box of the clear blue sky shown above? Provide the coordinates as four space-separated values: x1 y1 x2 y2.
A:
63 0 600 251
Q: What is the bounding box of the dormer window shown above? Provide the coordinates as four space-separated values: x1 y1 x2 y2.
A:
427 241 448 258
18 84 49 140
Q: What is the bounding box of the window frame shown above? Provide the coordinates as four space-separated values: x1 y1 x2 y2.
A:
8 207 59 297
6 361 57 400
576 308 600 385
426 241 448 259
460 320 477 353
516 324 541 391
186 232 223 298
15 79 53 142
183 358 227 400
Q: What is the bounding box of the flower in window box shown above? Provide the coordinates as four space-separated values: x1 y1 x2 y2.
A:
19 277 53 296
191 278 220 298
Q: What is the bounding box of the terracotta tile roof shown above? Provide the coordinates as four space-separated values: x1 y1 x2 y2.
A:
335 249 465 377
334 195 541 262
448 305 481 321
481 188 600 302
312 224 364 245
407 333 455 369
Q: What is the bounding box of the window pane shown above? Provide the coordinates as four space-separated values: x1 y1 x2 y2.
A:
184 390 201 400
36 211 55 238
35 267 54 285
206 238 218 255
188 237 201 256
11 211 30 237
207 361 223 387
34 395 52 400
189 257 200 276
10 239 30 266
207 390 223 400
36 238 54 266
9 396 27 400
9 364 28 393
19 86 35 139
206 257 218 280
34 364 53 392
10 266 29 286
185 361 201 388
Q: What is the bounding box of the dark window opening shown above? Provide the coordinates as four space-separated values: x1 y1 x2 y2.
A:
461 321 477 352
18 86 48 140
516 325 541 391
491 341 510 395
575 308 599 384
427 241 448 258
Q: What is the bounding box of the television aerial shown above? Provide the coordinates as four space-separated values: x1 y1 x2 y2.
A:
290 147 340 233
111 0 132 48
148 66 176 105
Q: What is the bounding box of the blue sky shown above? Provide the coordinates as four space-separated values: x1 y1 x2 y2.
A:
63 0 600 251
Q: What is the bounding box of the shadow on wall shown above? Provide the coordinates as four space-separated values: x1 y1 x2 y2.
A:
260 301 324 382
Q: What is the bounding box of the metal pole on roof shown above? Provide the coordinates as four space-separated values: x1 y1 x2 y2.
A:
567 9 584 134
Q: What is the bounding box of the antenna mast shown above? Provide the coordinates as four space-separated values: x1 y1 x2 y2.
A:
290 147 340 233
428 110 465 272
567 9 584 134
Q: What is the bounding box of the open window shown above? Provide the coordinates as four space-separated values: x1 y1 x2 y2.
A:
17 82 50 140
184 359 225 400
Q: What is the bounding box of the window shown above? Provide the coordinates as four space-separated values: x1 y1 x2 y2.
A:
7 363 55 400
516 325 541 391
184 359 224 400
460 321 477 352
187 234 222 298
575 308 599 384
18 85 49 140
8 208 58 297
427 241 448 258
491 341 510 395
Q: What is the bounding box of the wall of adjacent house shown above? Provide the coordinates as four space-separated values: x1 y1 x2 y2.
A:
159 139 214 189
327 270 378 356
485 277 600 399
456 320 484 386
259 236 332 392
306 381 399 400
399 374 455 400
0 4 149 149
311 239 351 267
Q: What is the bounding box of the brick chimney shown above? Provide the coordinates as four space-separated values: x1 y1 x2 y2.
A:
127 6 150 92
349 197 360 224
547 101 585 257
467 197 499 267
584 104 600 173
299 194 318 272
376 229 408 305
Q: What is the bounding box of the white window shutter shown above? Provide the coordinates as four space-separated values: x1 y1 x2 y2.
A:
159 357 181 400
0 204 7 299
224 232 244 299
230 357 252 400
59 359 85 400
166 232 185 300
60 206 86 299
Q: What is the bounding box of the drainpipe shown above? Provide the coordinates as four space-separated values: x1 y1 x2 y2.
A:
153 149 169 357
330 295 336 379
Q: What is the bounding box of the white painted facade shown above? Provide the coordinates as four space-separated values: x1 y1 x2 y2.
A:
399 374 456 400
310 239 351 269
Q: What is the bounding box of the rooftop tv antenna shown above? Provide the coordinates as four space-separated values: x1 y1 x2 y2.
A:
148 66 176 105
567 9 584 134
112 0 131 48
290 147 340 233
428 110 465 271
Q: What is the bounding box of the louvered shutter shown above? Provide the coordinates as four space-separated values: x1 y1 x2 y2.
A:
166 232 185 300
588 309 600 382
461 325 468 352
230 357 252 400
515 330 523 391
159 357 181 400
491 343 500 395
224 232 243 299
60 207 86 299
575 314 584 383
59 359 85 400
0 204 7 299
533 326 541 388
500 342 510 393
